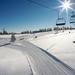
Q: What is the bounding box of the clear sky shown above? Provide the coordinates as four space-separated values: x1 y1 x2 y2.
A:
0 0 75 32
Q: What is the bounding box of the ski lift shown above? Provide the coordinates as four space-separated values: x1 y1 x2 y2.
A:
56 17 66 26
56 11 66 26
70 11 75 24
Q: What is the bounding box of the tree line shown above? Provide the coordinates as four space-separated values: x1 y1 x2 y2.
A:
21 26 75 34
0 26 75 35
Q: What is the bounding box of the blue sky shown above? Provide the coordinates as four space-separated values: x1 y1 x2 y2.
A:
0 0 75 32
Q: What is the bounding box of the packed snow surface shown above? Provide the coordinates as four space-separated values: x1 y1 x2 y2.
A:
30 30 75 70
0 30 75 75
0 47 31 75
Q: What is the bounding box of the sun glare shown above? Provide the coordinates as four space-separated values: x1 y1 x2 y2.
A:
63 0 71 9
57 0 74 14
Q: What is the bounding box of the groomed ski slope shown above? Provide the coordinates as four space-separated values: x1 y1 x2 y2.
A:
0 30 75 75
0 39 75 75
0 47 31 75
30 30 75 70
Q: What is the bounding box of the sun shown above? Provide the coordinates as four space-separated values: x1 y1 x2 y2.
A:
57 0 74 14
63 0 71 10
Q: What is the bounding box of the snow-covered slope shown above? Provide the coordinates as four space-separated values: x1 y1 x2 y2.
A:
0 47 31 75
30 30 75 70
0 31 75 75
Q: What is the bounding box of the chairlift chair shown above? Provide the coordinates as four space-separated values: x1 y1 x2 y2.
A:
70 11 75 24
56 17 66 26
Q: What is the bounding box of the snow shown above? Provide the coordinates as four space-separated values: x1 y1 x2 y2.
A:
30 30 75 70
6 41 75 75
0 30 75 75
0 34 32 45
0 47 31 75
